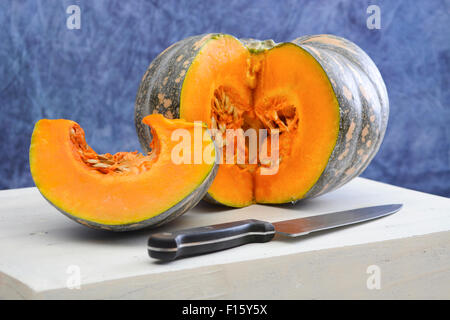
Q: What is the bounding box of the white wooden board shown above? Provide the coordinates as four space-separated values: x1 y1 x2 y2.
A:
0 177 449 299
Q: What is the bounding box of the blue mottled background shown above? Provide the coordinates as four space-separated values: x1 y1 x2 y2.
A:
0 0 449 196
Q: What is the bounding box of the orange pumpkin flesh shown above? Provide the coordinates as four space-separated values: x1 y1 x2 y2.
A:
180 36 339 206
30 114 217 230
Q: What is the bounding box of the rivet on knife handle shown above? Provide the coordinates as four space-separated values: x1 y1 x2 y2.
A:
147 219 275 261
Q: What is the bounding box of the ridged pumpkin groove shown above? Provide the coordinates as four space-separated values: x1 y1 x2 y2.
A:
135 34 389 207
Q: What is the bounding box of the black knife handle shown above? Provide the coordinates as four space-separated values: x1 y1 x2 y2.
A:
148 219 275 261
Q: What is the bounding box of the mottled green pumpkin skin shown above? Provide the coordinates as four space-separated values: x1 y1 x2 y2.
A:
135 33 220 151
292 35 389 198
134 33 389 204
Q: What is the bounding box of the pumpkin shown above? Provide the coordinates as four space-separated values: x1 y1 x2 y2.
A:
135 34 388 207
29 114 218 231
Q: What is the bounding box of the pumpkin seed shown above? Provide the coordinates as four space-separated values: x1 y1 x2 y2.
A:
92 162 111 168
97 155 109 161
86 159 99 164
221 91 225 105
272 110 279 120
214 97 220 110
101 159 115 165
233 107 239 120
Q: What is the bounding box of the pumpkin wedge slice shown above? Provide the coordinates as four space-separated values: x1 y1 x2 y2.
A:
30 114 218 231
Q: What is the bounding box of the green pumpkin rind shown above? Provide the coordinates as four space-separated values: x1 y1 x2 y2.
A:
134 33 389 204
292 34 389 199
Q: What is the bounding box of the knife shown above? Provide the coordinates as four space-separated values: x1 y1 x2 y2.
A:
147 204 402 261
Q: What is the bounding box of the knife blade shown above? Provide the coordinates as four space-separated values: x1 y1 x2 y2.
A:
147 204 402 261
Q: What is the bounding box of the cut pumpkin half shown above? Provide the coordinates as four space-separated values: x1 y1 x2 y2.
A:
180 37 339 206
135 34 389 208
30 114 217 231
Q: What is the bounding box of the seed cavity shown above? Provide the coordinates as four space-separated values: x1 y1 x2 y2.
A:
255 99 298 133
69 125 157 175
209 87 293 171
